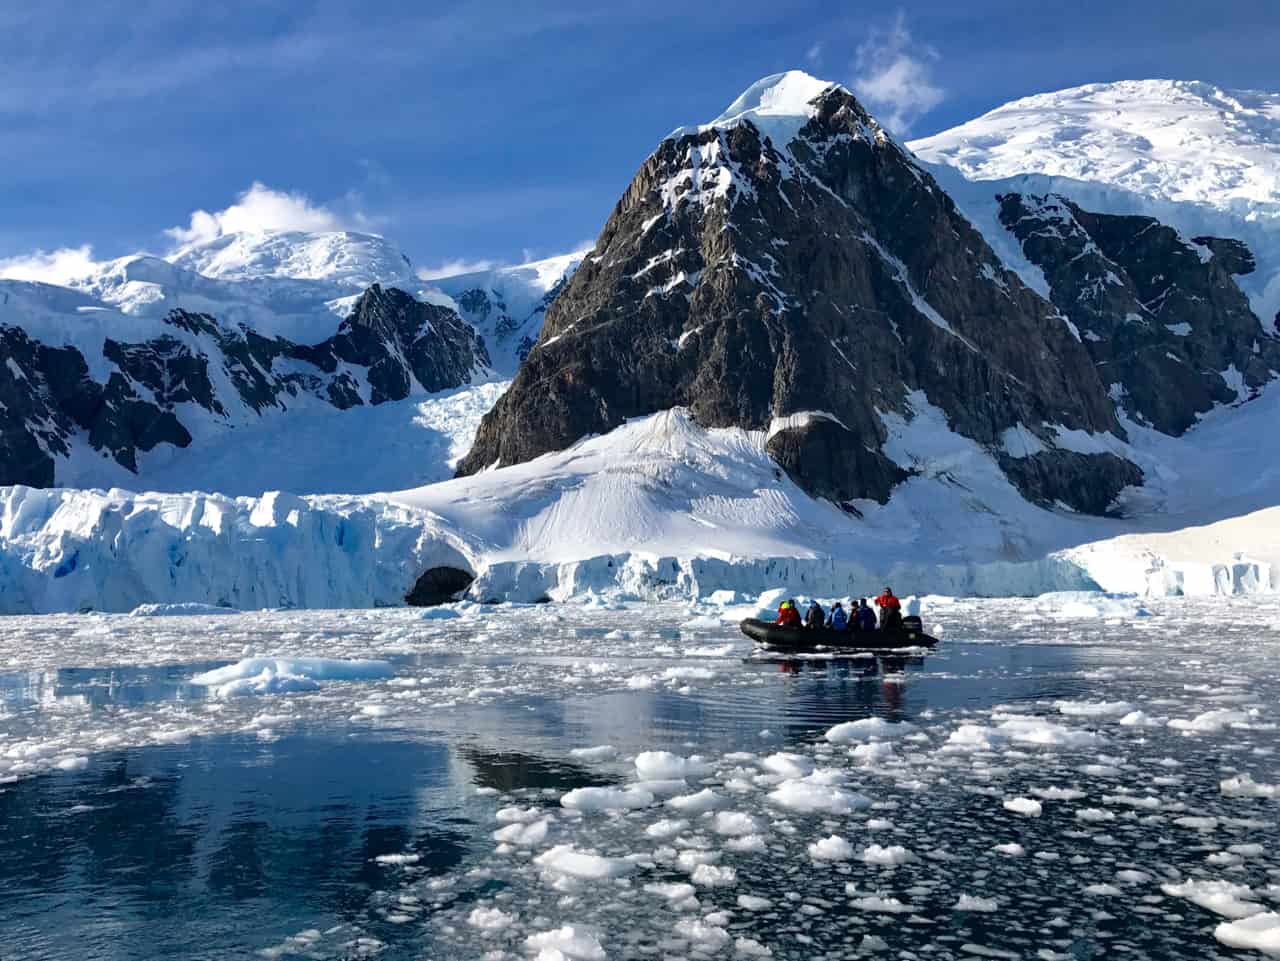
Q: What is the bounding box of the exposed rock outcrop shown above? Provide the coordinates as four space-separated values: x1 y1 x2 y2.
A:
0 284 489 487
997 193 1278 433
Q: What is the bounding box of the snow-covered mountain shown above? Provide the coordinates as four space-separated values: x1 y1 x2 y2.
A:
2 72 1279 613
461 71 1276 510
424 251 584 372
0 230 501 491
910 79 1280 330
911 80 1280 215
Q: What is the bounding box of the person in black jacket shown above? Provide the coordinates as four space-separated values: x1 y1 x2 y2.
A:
804 600 825 630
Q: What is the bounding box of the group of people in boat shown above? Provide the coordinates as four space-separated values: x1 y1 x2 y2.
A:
774 587 903 632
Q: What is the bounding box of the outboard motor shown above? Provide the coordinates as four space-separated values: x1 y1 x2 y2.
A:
900 615 924 636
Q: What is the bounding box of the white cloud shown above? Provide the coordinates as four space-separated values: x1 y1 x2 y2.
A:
416 258 499 281
853 12 945 134
806 41 824 65
165 182 351 249
0 245 101 285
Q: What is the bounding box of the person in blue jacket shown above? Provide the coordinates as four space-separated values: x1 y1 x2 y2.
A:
856 598 877 631
827 601 849 631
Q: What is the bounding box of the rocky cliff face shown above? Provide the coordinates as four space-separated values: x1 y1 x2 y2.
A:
459 76 1140 514
997 193 1278 434
0 284 488 488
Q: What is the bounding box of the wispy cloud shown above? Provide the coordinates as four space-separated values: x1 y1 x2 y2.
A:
165 183 365 249
853 11 945 134
806 41 824 66
416 258 499 281
0 245 101 285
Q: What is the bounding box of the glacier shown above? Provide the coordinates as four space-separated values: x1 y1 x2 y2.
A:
3 386 1278 613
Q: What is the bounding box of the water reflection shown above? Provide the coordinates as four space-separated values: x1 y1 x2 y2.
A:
0 663 219 711
0 731 471 961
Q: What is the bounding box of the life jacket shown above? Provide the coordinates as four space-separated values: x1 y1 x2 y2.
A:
875 592 901 611
775 606 802 627
857 606 877 630
829 607 848 630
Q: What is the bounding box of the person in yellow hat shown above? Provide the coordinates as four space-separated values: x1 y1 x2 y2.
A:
774 599 802 627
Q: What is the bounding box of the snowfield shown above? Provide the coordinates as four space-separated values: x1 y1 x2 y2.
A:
910 78 1280 340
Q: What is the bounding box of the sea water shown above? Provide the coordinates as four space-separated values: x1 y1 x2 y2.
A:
1 595 1277 959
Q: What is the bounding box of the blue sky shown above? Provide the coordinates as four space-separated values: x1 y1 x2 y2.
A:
2 0 1277 278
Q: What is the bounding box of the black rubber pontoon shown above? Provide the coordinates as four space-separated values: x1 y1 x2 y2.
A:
740 615 939 652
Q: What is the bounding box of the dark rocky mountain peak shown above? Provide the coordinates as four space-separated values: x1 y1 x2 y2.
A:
459 75 1141 515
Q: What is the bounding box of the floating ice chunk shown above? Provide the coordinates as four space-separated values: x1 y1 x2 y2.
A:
862 844 914 866
534 845 634 881
1174 816 1220 830
954 895 999 912
569 745 618 762
525 925 607 960
1055 700 1133 717
646 818 691 839
768 775 871 815
725 834 768 853
808 835 854 861
662 666 717 682
417 607 460 620
851 895 914 913
55 756 89 772
691 863 737 887
467 906 516 930
1031 786 1086 800
1162 879 1264 919
992 843 1025 857
496 806 544 824
997 718 1105 750
1169 709 1252 733
866 818 894 830
644 881 697 902
1116 870 1152 884
374 853 420 866
635 751 713 780
131 602 240 617
734 936 774 957
1084 883 1124 896
561 786 654 812
635 779 690 797
761 752 815 778
191 656 393 698
675 918 731 951
1119 711 1163 727
738 895 772 911
1076 808 1115 823
826 718 916 743
1215 912 1280 956
1222 774 1279 798
713 811 763 836
667 788 728 813
493 818 550 847
946 725 1005 751
1003 797 1043 817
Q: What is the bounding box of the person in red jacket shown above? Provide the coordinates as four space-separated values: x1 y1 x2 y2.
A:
774 599 802 627
874 587 902 629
